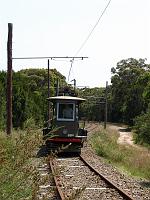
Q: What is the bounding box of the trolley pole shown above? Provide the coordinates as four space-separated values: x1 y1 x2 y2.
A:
47 59 50 127
71 79 76 93
6 23 13 135
73 79 76 92
104 81 108 129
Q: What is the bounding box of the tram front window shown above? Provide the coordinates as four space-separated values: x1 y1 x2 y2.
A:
58 103 74 120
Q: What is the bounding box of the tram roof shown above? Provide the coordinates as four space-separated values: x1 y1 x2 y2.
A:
47 96 86 102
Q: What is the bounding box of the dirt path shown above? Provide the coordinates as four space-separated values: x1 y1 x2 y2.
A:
108 124 137 147
117 128 135 146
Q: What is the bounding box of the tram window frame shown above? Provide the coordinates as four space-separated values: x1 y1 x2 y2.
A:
57 103 75 121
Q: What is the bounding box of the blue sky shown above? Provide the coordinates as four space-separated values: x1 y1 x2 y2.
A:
0 0 150 87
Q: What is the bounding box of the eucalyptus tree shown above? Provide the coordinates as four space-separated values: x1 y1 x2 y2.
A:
111 58 150 124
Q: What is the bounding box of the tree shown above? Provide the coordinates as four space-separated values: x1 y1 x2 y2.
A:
0 68 67 129
78 87 105 121
134 105 150 145
111 58 150 124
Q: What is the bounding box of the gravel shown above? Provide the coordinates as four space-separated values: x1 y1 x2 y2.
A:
81 122 150 200
55 156 125 200
33 148 60 200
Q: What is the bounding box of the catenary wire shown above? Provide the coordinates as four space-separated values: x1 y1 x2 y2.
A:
68 0 112 82
74 0 112 57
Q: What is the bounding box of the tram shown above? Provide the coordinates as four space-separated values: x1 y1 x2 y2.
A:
43 87 87 153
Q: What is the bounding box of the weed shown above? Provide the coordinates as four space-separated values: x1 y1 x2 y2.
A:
90 126 150 180
65 186 86 200
0 128 42 199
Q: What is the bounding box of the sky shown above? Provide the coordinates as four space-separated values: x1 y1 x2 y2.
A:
0 0 150 88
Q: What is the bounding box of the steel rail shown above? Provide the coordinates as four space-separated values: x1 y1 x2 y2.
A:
49 158 66 200
80 154 136 200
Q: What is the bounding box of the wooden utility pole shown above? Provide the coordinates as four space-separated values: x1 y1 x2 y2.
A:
7 23 13 135
47 59 50 127
104 81 108 129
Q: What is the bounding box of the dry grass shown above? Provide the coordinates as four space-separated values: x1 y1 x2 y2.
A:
0 128 43 200
90 126 150 180
125 148 150 179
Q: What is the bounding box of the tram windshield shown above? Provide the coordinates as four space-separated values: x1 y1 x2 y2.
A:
57 103 74 121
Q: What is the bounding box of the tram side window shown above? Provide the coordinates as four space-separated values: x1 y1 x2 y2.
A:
58 103 74 120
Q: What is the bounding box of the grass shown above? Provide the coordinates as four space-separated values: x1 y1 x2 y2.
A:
90 126 150 180
0 128 43 200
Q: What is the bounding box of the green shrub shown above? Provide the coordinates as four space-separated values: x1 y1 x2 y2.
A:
23 117 37 129
134 106 150 145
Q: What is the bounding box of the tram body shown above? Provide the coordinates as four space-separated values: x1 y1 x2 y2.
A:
43 95 87 153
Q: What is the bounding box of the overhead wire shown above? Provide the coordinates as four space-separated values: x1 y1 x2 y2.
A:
74 0 112 57
67 0 112 82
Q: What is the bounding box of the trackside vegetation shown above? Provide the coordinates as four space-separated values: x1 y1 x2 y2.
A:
133 106 150 146
90 126 150 180
0 127 43 199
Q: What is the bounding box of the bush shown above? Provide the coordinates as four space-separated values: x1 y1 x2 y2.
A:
134 106 150 145
23 117 37 129
0 129 42 199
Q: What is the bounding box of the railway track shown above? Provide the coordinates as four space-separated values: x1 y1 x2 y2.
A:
36 122 149 199
36 158 60 200
49 154 135 200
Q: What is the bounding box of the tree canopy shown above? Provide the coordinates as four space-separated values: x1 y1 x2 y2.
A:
0 68 66 129
111 58 150 124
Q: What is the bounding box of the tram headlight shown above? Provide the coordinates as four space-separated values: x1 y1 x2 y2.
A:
63 129 68 134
